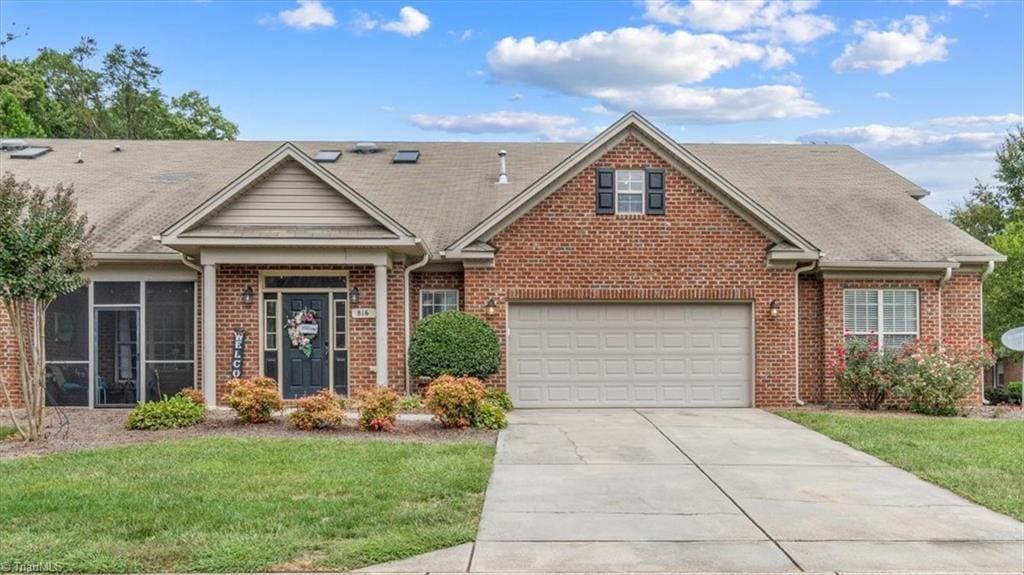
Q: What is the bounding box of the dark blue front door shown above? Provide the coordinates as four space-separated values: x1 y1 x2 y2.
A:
282 293 329 399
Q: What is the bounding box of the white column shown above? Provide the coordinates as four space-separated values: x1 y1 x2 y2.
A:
375 263 388 386
202 264 217 406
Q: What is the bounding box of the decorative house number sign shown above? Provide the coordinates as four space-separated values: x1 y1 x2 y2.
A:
230 329 246 378
352 308 376 319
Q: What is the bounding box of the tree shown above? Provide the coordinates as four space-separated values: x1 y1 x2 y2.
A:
0 90 43 137
985 222 1024 356
949 182 1008 245
103 44 162 139
0 173 94 441
995 125 1024 222
168 91 239 140
33 37 107 138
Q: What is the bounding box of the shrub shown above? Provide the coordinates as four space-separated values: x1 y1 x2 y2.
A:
986 386 1010 404
178 388 205 406
126 394 205 430
398 394 423 411
408 311 501 379
356 387 399 431
425 375 487 428
827 337 902 410
1009 381 1023 404
226 376 283 424
289 390 346 430
484 387 513 411
473 400 508 430
895 341 995 416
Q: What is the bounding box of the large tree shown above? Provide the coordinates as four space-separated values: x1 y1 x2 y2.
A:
0 173 94 441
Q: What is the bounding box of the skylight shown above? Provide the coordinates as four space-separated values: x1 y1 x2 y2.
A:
313 150 342 163
9 146 52 159
393 150 420 164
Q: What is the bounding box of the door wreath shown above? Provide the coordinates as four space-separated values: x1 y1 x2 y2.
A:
286 309 319 358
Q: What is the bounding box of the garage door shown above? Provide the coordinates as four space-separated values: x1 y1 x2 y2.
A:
508 303 752 407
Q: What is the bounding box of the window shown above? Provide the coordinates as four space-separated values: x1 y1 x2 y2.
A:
421 290 459 318
844 289 919 350
615 170 645 214
334 299 347 349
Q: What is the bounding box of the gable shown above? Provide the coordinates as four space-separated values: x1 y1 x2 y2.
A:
204 158 386 230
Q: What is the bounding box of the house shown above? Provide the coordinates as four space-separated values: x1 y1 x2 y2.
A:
0 113 1004 409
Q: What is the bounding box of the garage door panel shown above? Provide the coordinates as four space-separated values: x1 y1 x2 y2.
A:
509 303 752 408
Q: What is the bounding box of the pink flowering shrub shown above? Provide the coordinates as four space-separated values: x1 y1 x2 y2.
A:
895 340 995 416
828 336 902 410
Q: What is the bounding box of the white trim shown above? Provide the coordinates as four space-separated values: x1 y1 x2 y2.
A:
139 280 147 403
375 264 388 386
202 264 218 406
420 289 460 319
614 169 645 215
200 247 391 267
88 281 95 408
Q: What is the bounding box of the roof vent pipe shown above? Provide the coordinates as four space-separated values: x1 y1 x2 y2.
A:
497 150 508 184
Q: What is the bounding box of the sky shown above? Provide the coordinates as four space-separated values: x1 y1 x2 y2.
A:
2 0 1022 213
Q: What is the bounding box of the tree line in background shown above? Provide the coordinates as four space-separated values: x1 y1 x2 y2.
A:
950 127 1024 360
0 35 238 140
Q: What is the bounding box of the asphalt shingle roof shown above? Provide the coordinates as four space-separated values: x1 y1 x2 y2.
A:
0 139 999 264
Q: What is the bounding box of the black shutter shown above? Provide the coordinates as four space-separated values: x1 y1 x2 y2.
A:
595 168 615 214
646 169 665 215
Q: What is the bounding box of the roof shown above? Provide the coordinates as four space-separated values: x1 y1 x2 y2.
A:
0 131 1001 266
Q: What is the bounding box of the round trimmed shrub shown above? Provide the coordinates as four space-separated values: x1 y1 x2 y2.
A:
290 390 346 430
226 376 283 424
409 310 500 379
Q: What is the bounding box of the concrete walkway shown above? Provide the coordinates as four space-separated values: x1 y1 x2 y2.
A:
362 408 1024 574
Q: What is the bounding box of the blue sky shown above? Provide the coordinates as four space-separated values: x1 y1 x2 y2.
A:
2 0 1022 212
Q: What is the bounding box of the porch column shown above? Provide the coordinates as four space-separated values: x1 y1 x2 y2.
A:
202 263 217 406
375 263 388 386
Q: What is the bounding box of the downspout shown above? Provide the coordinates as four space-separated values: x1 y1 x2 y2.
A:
938 265 953 342
179 254 202 274
981 260 997 404
794 261 818 406
404 242 431 395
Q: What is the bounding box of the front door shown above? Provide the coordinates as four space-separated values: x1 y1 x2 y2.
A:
282 293 329 399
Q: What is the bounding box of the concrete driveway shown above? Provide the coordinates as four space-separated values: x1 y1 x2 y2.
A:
469 408 1024 573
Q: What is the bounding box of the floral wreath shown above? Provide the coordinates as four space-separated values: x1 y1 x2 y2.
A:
286 309 319 358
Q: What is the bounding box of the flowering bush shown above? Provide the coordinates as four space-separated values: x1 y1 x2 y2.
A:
828 336 903 410
356 386 400 431
226 376 283 423
425 375 487 428
289 389 346 430
895 340 995 416
177 387 205 407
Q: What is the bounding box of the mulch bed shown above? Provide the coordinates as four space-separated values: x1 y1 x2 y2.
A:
0 407 496 460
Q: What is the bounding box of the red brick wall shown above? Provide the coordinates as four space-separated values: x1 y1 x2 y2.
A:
799 275 824 403
0 305 24 408
210 264 406 405
410 271 464 326
463 134 800 407
820 273 985 405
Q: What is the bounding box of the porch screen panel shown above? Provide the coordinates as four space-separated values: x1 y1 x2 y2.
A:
145 282 195 400
44 287 89 406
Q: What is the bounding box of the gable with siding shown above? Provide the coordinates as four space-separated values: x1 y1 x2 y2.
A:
203 159 390 233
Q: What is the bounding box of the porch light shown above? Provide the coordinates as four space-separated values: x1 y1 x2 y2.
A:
768 299 780 318
485 297 498 316
349 287 360 303
242 286 254 306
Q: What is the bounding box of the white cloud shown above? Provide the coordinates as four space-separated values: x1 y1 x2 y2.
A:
797 123 1004 159
379 105 395 113
929 113 1023 127
407 111 598 141
592 84 826 123
832 15 953 74
874 91 894 100
449 29 473 42
947 0 964 5
489 27 768 92
763 45 795 69
508 93 524 101
354 6 431 37
583 104 611 114
267 0 336 29
642 0 836 45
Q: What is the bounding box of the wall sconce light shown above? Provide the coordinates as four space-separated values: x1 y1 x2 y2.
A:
349 287 360 303
485 297 498 316
241 286 254 306
768 299 780 318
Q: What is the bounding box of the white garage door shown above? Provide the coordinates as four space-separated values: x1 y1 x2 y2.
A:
508 303 752 408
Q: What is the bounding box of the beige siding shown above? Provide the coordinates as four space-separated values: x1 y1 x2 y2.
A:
205 159 386 229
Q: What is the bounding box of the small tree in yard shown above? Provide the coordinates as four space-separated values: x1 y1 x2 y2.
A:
0 173 94 441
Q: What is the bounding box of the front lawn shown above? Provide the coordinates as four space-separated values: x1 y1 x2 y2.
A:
0 437 494 572
777 411 1024 521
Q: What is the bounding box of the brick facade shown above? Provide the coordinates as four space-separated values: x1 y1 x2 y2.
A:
463 135 801 407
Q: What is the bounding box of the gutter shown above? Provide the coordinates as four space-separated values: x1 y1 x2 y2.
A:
404 241 431 395
938 265 954 341
794 261 818 406
179 254 203 274
981 260 997 405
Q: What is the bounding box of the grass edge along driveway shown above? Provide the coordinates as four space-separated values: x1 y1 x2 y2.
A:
0 436 494 573
777 410 1024 522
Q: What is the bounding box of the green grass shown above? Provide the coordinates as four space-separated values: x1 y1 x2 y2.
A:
0 437 494 572
0 426 16 441
777 411 1024 521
